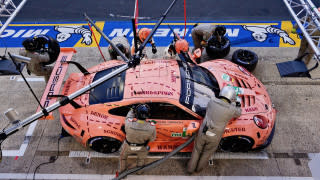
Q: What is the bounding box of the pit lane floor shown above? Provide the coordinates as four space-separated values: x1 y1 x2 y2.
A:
0 47 320 180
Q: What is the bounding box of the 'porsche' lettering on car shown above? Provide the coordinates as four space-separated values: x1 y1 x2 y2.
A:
245 107 258 112
44 55 67 108
91 111 109 120
135 90 173 96
104 130 125 139
224 127 246 134
182 62 192 104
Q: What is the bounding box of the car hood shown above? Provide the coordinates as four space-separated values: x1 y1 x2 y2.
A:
200 59 272 114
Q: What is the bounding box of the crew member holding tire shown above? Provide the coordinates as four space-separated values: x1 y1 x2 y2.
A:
119 104 156 174
191 24 216 50
188 86 241 173
19 35 60 83
108 35 131 60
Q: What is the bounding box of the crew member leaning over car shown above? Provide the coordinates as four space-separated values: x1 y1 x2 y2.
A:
19 35 60 83
108 35 131 60
191 24 226 50
119 104 156 174
188 86 241 173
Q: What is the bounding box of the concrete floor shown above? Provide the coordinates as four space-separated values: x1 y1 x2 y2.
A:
0 47 320 179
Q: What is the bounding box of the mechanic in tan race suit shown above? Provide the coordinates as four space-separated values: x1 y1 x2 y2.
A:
19 35 60 83
191 24 227 50
188 86 242 173
119 104 156 174
131 28 157 58
108 35 131 60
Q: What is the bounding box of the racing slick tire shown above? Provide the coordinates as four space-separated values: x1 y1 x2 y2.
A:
88 136 122 154
219 135 254 152
232 49 258 72
206 36 230 59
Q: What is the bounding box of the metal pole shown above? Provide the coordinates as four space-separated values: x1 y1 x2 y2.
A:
84 13 130 63
1 64 129 139
283 0 320 61
137 0 178 56
0 0 27 36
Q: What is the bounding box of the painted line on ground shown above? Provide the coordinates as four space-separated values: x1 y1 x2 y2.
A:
0 174 313 180
68 151 269 160
2 121 38 156
17 77 44 82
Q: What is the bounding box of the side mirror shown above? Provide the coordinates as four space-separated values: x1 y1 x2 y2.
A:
186 122 200 136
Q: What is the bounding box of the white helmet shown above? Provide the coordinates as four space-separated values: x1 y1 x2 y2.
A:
219 86 236 103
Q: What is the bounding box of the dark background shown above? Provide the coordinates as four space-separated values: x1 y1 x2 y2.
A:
11 0 320 22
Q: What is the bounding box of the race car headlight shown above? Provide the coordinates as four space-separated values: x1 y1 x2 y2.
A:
253 115 268 129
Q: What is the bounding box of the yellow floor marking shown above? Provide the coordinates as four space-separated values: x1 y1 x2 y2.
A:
74 21 105 47
279 21 300 47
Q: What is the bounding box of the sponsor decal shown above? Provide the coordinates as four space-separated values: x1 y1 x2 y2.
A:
230 86 244 95
43 55 67 108
70 117 80 129
134 90 173 96
244 107 258 113
222 73 231 81
171 70 177 83
182 62 192 104
0 21 298 48
171 133 182 137
104 130 125 139
91 111 109 120
224 127 246 134
157 144 179 150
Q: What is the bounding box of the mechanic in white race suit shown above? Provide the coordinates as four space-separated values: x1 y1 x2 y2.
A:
119 104 156 174
108 35 131 60
19 35 60 83
188 86 242 173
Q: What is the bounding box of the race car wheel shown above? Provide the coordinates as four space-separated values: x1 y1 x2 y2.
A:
232 49 258 72
206 36 230 59
219 135 254 152
88 136 122 154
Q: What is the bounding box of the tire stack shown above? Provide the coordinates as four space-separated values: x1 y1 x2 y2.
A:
206 36 231 59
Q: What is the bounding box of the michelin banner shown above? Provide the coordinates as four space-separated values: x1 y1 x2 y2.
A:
0 21 300 48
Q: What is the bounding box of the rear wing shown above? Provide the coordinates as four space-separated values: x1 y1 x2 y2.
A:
36 48 77 120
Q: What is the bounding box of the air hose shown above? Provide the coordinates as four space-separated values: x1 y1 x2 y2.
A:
113 134 195 180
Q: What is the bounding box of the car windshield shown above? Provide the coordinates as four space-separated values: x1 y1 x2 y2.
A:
178 61 220 114
89 65 126 104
